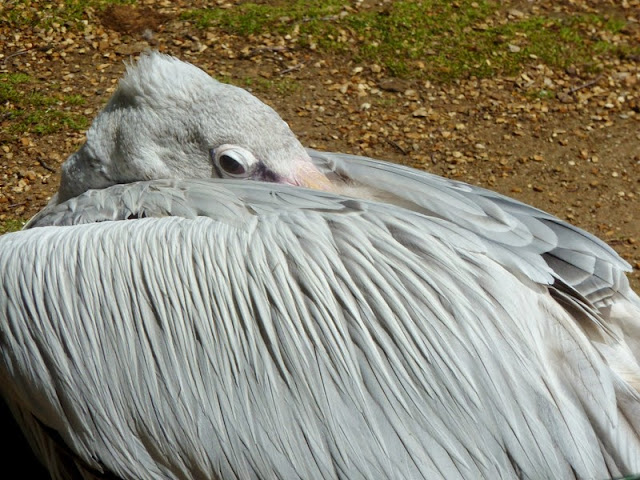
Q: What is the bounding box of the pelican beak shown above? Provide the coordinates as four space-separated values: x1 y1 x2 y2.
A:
292 162 334 192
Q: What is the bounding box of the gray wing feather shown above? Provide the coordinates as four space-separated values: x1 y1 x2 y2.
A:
2 179 639 479
307 149 634 306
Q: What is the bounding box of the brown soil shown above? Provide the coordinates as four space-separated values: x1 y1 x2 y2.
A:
1 1 639 290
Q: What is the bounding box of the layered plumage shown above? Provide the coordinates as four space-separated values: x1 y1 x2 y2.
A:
1 51 639 479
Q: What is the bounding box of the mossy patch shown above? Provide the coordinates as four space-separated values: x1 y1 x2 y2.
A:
0 219 26 235
0 73 89 140
182 1 640 82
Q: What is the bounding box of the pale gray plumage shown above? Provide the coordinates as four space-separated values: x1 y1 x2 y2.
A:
1 51 640 480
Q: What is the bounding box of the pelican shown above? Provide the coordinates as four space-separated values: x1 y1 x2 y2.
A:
0 51 639 480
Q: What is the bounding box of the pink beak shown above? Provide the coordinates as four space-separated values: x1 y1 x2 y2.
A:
288 161 334 192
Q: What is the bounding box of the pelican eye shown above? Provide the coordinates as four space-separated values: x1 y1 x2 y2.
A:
212 145 257 179
219 154 245 175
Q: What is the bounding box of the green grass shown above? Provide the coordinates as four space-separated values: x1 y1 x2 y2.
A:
487 15 634 75
1 0 135 29
3 1 635 83
181 1 346 34
239 77 301 96
0 73 89 139
0 220 26 235
182 0 640 81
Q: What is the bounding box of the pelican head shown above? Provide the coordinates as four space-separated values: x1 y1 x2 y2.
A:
56 51 330 204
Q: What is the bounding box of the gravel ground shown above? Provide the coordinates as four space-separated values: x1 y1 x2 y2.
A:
1 0 639 290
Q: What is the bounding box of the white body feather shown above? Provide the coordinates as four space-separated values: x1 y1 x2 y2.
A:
1 52 639 479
